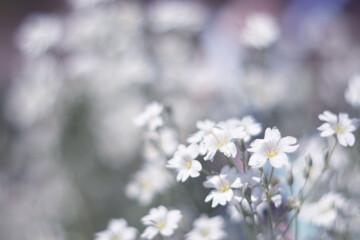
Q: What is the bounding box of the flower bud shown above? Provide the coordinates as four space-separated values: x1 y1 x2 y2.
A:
286 171 293 186
306 154 313 167
304 166 311 179
242 183 252 203
323 149 329 170
240 139 246 152
285 196 300 211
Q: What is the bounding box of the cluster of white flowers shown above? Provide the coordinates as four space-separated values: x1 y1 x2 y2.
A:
109 102 359 239
8 0 360 239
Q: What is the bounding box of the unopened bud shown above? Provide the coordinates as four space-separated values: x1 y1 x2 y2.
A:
306 154 313 167
324 149 329 170
285 196 300 211
240 139 246 152
242 183 252 203
286 171 293 186
304 166 311 179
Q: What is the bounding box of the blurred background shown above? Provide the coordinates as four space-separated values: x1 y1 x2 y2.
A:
1 0 360 239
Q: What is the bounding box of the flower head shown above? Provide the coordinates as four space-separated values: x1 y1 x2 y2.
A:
317 111 358 147
125 163 173 205
202 126 245 161
141 206 182 239
203 166 242 207
187 119 215 144
134 102 164 131
240 12 280 49
345 75 360 108
301 192 345 229
248 127 299 168
185 215 226 240
167 144 202 182
95 218 137 240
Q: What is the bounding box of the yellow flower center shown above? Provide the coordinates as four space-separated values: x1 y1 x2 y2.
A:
112 236 121 240
217 140 229 149
320 207 333 215
333 124 345 134
156 222 166 231
186 160 192 169
220 184 230 193
266 148 278 158
141 181 153 190
201 230 210 237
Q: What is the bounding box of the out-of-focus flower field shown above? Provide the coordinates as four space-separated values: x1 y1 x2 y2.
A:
1 0 360 239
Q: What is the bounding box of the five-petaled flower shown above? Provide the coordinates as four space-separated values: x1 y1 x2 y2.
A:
317 111 358 147
141 205 182 239
248 127 299 168
203 165 243 207
167 144 202 182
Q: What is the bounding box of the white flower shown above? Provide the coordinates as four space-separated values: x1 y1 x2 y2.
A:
203 166 243 207
148 1 206 32
186 215 226 240
94 218 137 240
235 116 262 142
125 164 173 205
167 144 202 182
202 127 245 161
345 75 360 108
141 206 182 239
16 14 62 57
240 12 280 49
301 192 345 229
248 127 299 168
134 102 164 131
318 111 358 147
146 127 179 156
187 119 215 144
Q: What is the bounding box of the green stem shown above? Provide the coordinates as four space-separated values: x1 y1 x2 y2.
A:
281 139 338 238
268 167 274 188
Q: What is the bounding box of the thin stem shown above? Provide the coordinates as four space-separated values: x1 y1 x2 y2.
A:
201 169 211 176
229 157 241 172
248 199 258 238
259 168 274 240
268 167 274 188
281 139 338 238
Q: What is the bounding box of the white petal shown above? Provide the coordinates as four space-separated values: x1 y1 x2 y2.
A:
345 133 355 146
248 153 267 168
269 155 283 168
141 227 158 239
337 134 348 147
220 142 237 158
319 111 337 123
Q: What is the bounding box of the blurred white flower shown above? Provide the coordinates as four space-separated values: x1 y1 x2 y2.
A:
141 206 182 239
16 14 62 56
125 164 173 206
187 120 216 144
5 57 62 129
202 126 245 161
167 144 202 182
95 218 137 240
301 192 345 229
148 1 207 32
134 102 164 131
345 75 360 108
67 0 108 9
248 127 299 168
185 215 226 240
318 111 358 147
147 127 179 156
240 12 280 49
203 166 242 208
218 116 262 142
